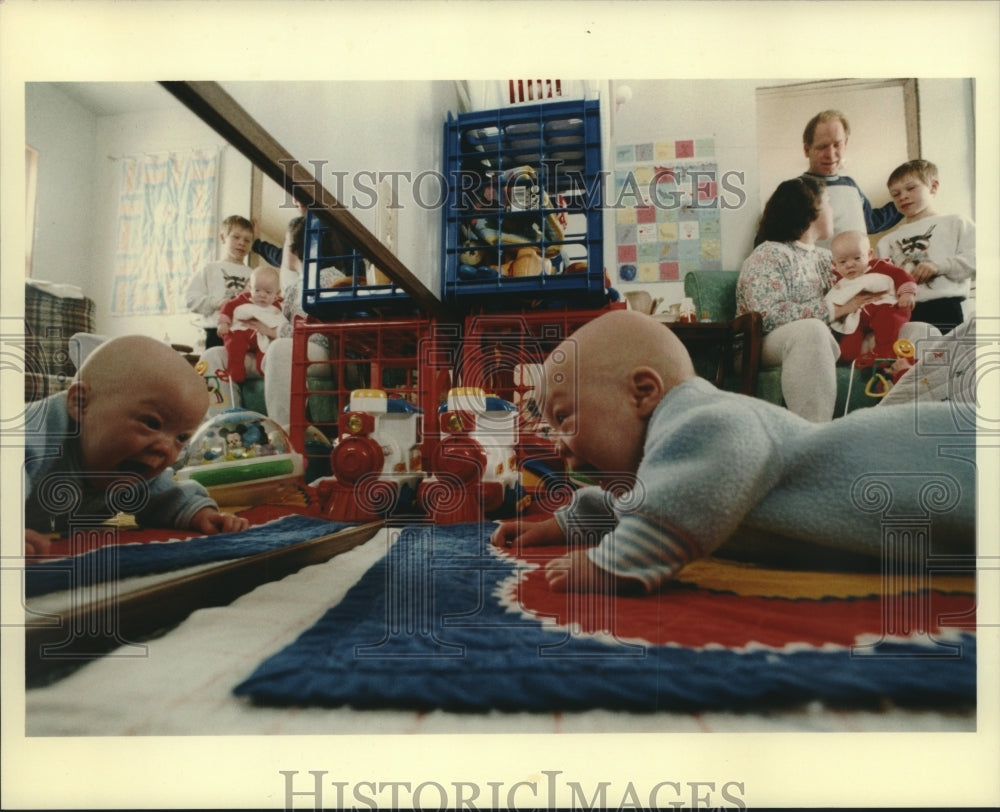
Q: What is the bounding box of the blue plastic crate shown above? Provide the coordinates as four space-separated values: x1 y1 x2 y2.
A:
301 213 416 319
442 99 606 310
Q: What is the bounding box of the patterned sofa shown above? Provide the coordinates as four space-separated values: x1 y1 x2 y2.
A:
23 281 96 402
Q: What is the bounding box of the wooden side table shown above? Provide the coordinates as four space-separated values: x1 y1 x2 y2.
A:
654 313 763 396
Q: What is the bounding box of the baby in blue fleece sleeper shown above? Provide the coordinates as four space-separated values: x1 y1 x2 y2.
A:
24 335 249 557
490 310 975 593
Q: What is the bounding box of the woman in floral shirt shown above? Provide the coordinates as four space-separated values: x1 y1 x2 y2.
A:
737 177 881 422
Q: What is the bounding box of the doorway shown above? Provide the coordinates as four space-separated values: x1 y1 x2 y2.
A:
755 78 919 217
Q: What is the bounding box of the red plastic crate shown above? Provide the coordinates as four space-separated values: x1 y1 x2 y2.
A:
288 316 455 479
458 303 625 422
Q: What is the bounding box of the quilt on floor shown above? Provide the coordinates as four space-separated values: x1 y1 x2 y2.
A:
25 514 348 598
234 522 976 712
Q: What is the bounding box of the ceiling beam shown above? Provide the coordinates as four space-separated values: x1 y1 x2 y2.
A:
160 81 447 319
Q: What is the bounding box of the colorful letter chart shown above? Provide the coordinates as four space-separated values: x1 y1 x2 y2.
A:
613 138 722 283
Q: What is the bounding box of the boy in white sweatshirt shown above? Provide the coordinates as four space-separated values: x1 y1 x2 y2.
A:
185 214 254 349
877 159 975 333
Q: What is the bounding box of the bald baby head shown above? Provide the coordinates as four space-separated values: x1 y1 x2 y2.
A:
548 309 696 392
538 310 696 477
68 336 210 480
78 335 209 409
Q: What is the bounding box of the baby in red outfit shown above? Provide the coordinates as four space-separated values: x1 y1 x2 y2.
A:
826 230 916 367
217 265 287 382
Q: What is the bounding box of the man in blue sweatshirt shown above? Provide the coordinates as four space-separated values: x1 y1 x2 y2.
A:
800 109 902 247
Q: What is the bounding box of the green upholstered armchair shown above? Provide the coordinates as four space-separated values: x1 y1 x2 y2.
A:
238 366 340 425
683 271 878 414
239 377 269 415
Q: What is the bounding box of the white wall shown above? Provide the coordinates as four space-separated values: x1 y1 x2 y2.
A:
608 78 976 310
25 84 98 292
755 82 910 214
25 79 975 334
25 80 462 344
609 79 764 306
754 77 975 223
222 81 460 296
918 78 976 222
25 83 253 347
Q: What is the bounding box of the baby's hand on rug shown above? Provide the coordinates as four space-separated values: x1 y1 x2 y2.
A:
545 550 606 593
190 508 250 535
25 529 53 557
545 549 638 595
491 516 564 552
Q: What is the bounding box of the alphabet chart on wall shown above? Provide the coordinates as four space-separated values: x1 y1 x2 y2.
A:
612 137 722 284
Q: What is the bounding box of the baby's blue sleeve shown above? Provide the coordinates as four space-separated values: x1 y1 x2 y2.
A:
137 474 218 531
587 395 786 591
554 486 618 542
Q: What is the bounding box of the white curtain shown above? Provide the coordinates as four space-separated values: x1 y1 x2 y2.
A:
111 149 220 315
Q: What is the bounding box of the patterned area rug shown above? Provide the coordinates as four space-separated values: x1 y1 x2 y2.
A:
234 522 976 712
24 513 347 598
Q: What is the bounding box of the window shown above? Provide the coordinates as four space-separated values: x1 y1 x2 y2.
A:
25 144 38 276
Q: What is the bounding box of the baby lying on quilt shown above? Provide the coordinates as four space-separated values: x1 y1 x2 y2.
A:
24 335 249 557
490 310 976 594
